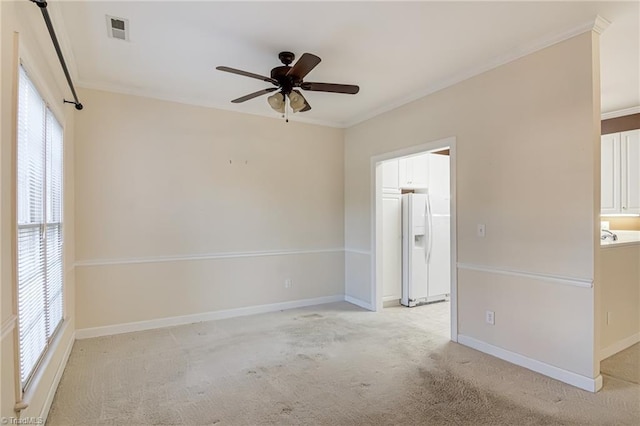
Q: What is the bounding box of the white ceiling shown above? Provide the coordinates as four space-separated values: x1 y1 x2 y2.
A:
52 1 639 127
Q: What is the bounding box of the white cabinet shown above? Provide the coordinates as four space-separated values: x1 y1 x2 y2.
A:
621 130 640 214
601 129 640 215
383 152 440 191
382 193 402 302
398 153 429 189
601 133 620 215
382 160 400 192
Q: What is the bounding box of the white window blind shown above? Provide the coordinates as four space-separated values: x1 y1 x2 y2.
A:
17 65 64 388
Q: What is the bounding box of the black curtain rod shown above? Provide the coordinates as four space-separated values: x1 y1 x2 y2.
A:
30 0 83 110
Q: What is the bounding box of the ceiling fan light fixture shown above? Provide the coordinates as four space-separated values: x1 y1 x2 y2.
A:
217 51 359 119
267 92 285 113
289 91 306 113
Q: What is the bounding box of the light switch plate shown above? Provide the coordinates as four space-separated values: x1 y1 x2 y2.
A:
477 224 486 237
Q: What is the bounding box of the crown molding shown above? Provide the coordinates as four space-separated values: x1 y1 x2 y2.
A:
601 106 640 120
76 80 346 128
65 14 610 130
592 15 611 35
344 15 610 128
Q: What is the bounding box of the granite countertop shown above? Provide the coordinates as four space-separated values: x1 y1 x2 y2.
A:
601 230 640 248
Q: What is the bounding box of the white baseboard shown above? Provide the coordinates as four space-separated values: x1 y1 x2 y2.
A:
344 295 374 311
600 332 640 361
40 330 75 421
458 335 602 392
75 295 345 339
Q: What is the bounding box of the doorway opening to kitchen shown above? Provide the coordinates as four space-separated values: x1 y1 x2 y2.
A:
372 137 457 342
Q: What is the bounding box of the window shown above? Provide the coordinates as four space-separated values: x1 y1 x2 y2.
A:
17 65 64 389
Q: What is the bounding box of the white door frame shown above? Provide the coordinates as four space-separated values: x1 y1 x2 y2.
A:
370 136 458 342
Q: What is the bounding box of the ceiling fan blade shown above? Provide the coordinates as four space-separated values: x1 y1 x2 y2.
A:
231 87 278 103
216 66 278 85
300 82 359 94
287 53 321 80
292 90 311 112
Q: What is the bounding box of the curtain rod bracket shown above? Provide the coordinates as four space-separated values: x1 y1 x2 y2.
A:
63 99 83 110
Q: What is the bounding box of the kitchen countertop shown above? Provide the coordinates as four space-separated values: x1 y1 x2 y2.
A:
601 230 640 248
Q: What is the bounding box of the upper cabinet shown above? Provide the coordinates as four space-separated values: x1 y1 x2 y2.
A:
383 152 451 193
398 153 429 189
601 133 621 214
601 129 640 215
382 159 400 192
621 130 640 214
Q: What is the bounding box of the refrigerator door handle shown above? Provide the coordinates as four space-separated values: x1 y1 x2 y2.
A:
426 196 433 264
424 200 428 263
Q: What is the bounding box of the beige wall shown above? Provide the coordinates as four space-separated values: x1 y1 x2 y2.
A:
1 0 76 421
600 245 640 354
344 32 601 381
74 89 345 330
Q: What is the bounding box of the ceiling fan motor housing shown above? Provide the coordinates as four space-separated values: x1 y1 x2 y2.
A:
270 66 298 94
278 51 295 65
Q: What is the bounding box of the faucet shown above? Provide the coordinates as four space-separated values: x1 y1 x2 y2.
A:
601 229 618 241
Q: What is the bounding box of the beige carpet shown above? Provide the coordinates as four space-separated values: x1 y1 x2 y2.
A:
48 302 640 425
601 343 640 385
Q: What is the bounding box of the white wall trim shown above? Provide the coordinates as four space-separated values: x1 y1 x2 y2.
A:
65 16 607 130
457 263 593 288
1 315 17 341
344 248 371 256
601 106 640 120
600 332 640 361
369 137 458 340
75 295 344 339
76 80 344 129
458 335 603 392
17 320 73 414
75 248 344 268
345 16 607 128
40 331 75 423
18 38 67 125
344 295 374 311
592 15 611 35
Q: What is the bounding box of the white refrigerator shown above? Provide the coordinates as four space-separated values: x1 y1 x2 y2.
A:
401 160 450 307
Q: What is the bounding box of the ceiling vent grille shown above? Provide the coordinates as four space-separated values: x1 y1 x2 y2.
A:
106 15 129 41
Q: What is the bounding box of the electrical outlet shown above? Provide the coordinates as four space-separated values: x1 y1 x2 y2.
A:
485 310 495 325
285 278 292 289
477 224 486 237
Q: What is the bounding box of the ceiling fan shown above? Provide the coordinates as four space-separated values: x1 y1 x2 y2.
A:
216 51 359 116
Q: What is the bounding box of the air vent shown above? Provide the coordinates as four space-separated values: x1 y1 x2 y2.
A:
106 15 129 41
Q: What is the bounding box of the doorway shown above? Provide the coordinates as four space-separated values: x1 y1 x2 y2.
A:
371 137 457 342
